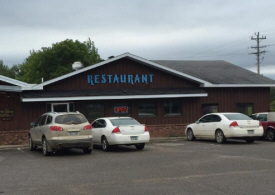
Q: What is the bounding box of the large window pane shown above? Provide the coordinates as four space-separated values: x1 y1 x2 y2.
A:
85 104 105 119
202 104 218 115
139 103 157 118
237 103 253 116
164 102 182 117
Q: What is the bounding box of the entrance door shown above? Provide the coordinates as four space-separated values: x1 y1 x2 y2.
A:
52 103 69 112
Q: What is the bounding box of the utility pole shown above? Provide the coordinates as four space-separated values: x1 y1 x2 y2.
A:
250 32 267 74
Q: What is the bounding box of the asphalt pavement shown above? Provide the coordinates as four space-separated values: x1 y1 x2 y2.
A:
1 137 275 195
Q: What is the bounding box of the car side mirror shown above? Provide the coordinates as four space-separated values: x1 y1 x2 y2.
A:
196 121 200 124
30 122 35 126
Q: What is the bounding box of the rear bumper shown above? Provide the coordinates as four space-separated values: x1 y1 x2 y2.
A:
47 136 93 150
106 133 150 145
224 127 264 138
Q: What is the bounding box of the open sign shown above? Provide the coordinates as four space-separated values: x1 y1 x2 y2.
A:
114 106 129 114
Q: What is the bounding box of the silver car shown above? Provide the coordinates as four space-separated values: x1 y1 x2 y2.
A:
29 112 93 156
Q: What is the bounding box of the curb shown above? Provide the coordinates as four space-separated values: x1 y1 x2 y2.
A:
0 144 28 149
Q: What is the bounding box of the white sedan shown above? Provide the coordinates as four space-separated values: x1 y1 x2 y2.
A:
91 117 150 151
185 113 264 144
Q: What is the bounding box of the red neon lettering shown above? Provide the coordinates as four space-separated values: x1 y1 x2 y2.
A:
114 106 128 113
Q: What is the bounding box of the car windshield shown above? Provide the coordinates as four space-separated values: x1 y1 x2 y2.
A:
223 113 252 120
55 114 88 124
110 118 140 126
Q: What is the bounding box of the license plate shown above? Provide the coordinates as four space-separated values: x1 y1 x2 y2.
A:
131 136 138 140
70 131 78 135
247 130 254 134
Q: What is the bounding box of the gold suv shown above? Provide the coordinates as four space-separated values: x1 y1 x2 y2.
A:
29 112 93 156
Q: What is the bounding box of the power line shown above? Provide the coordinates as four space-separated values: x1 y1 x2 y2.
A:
250 32 267 74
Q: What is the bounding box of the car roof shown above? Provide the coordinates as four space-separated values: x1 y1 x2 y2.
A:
253 112 275 115
205 112 241 115
96 117 133 120
43 112 82 115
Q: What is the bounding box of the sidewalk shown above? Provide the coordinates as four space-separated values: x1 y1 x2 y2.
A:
0 137 187 149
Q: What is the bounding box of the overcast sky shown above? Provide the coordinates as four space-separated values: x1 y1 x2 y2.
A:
1 0 275 79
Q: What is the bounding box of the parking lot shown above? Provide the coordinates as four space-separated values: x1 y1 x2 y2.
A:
1 138 275 195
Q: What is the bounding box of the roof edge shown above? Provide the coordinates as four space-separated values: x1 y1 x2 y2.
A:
0 75 29 87
32 53 212 90
203 84 275 87
21 93 208 102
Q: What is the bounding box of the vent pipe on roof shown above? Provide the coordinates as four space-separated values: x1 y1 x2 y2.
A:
72 61 83 71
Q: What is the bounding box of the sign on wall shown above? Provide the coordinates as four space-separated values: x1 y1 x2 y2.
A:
87 74 154 86
0 109 15 121
114 106 129 114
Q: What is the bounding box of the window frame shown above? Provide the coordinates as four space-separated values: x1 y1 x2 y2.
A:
237 103 253 116
163 101 182 117
138 102 157 118
85 103 105 119
202 104 219 115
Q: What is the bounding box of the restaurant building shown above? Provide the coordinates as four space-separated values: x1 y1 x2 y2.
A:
1 53 275 145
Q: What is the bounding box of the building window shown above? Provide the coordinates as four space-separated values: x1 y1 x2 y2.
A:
139 103 157 118
46 103 74 112
113 103 131 116
237 103 253 116
202 104 218 115
164 101 182 117
85 104 105 119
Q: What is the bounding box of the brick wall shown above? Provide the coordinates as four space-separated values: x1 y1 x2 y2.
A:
148 124 187 137
0 124 187 145
0 130 29 145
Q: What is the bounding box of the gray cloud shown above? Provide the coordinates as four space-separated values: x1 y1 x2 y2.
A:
1 0 275 79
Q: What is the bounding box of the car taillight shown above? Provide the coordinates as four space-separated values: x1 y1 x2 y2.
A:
145 126 149 132
229 121 238 127
83 124 92 130
50 126 63 131
112 127 121 134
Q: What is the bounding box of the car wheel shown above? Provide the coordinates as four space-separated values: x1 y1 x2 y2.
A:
135 143 145 150
266 129 275 141
187 128 196 141
42 138 51 156
215 130 225 144
102 137 110 151
245 138 255 143
29 136 37 151
83 148 92 154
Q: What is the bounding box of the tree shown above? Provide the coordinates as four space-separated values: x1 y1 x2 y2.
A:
270 88 275 102
0 60 16 78
17 38 101 83
271 100 275 111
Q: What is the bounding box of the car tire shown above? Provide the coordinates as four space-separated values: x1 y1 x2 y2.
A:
266 128 275 141
29 136 37 151
135 143 145 150
102 137 110 151
187 128 196 141
83 148 92 154
42 138 51 156
215 130 225 144
245 138 255 143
